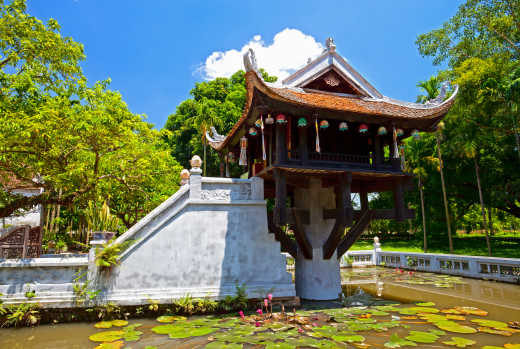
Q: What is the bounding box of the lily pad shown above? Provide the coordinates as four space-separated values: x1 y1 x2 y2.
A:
94 320 128 329
94 341 124 349
478 327 513 336
156 315 186 323
89 331 125 343
434 320 477 334
384 333 417 348
405 330 441 343
454 306 488 316
168 326 218 339
416 302 435 307
442 337 476 347
505 345 520 349
471 319 508 328
205 342 243 349
399 307 439 315
264 342 296 349
332 334 365 343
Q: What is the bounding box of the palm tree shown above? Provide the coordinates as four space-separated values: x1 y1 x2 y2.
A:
194 100 222 176
416 77 441 103
417 77 454 253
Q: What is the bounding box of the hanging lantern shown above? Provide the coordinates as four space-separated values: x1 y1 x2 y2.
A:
297 117 307 127
396 128 404 137
255 119 262 128
249 127 257 136
411 129 420 140
339 122 348 131
276 114 287 124
359 124 369 134
319 120 329 129
239 137 247 166
228 151 235 163
377 126 387 135
265 113 274 125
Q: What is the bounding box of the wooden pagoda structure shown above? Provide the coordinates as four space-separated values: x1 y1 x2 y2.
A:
207 37 457 299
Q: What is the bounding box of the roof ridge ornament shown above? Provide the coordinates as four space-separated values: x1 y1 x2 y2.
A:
243 48 259 74
325 37 336 52
205 126 225 144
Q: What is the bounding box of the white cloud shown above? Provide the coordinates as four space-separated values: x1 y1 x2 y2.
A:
199 29 324 82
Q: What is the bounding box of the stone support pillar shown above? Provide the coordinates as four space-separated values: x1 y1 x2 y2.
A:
294 178 341 300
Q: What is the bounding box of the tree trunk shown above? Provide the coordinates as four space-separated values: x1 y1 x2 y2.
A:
474 157 491 256
419 176 427 252
436 133 453 253
488 208 495 236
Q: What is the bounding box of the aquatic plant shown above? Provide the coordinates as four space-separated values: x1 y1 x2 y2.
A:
0 302 40 327
95 240 133 269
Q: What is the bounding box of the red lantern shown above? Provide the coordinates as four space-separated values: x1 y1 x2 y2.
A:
276 114 287 124
359 124 369 133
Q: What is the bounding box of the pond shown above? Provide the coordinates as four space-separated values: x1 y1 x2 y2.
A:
1 267 519 348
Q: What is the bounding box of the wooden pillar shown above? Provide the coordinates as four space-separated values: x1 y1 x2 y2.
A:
360 190 369 212
393 178 405 221
275 122 287 164
323 172 352 259
374 135 383 165
274 168 287 226
389 135 395 159
298 126 308 164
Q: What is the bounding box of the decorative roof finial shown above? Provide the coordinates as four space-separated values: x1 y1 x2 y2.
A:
326 37 336 52
243 48 259 73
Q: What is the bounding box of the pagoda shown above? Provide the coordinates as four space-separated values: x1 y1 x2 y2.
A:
207 37 457 300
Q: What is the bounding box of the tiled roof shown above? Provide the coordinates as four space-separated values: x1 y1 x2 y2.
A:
208 71 457 151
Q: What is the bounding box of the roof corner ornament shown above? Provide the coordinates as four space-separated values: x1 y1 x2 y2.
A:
426 81 451 105
243 48 259 73
205 126 225 144
325 37 336 52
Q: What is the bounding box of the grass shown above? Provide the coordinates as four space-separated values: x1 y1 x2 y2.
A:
350 235 520 259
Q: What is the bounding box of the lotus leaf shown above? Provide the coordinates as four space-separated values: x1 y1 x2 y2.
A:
505 345 520 349
311 325 340 338
205 342 243 349
399 307 439 315
94 341 124 349
111 320 128 327
471 319 508 328
416 302 435 307
285 337 320 347
264 341 296 349
156 315 186 323
167 327 217 339
89 331 125 342
144 347 158 349
94 321 113 329
383 333 417 348
405 330 441 343
419 314 448 322
477 327 513 336
331 334 365 343
434 320 477 334
454 306 488 316
482 346 505 349
441 337 476 347
447 315 466 321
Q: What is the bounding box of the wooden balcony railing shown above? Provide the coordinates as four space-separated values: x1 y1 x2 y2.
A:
289 151 402 171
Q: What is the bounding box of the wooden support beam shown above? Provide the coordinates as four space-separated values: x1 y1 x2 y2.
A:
291 207 313 259
298 126 308 165
393 178 405 221
275 122 287 164
274 168 287 226
325 208 415 221
267 211 297 258
337 210 373 258
322 172 352 259
360 190 369 212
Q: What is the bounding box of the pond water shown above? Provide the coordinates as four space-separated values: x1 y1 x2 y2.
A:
1 267 519 349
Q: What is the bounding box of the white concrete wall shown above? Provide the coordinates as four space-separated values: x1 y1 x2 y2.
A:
94 174 294 305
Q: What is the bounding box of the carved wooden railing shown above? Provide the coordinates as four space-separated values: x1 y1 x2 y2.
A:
0 225 42 259
289 151 400 171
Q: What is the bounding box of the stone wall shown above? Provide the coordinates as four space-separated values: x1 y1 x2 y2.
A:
0 255 88 307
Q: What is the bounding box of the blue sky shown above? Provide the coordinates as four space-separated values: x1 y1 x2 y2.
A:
28 1 463 128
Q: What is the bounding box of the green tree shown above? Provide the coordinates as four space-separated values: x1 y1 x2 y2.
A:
164 69 277 176
0 0 182 229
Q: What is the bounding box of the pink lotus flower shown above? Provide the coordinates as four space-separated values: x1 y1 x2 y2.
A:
268 293 273 301
298 327 304 333
312 322 318 327
264 299 268 308
238 310 244 319
256 309 263 315
408 271 413 275
255 321 261 327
